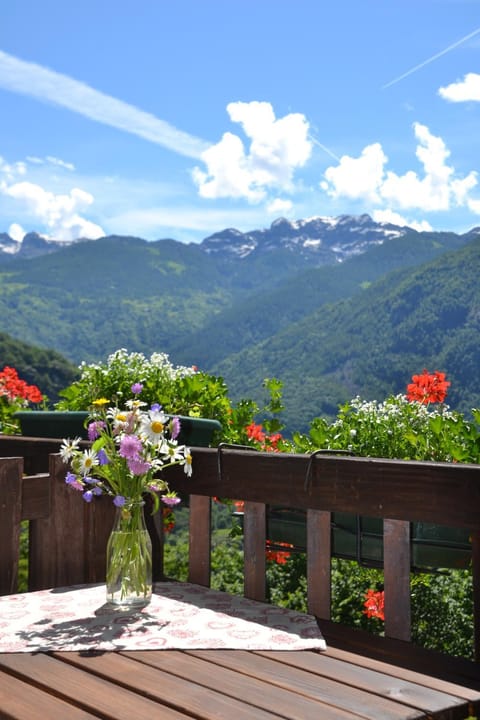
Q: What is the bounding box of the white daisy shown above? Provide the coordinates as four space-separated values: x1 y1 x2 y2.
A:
78 449 99 476
139 409 168 443
183 449 193 477
59 437 82 462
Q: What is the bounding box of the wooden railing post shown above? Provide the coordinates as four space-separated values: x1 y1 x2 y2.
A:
384 518 411 641
307 509 331 619
472 530 480 661
244 501 266 601
188 494 211 587
0 457 23 595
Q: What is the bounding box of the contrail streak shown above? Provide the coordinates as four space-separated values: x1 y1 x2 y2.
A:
309 135 341 162
0 50 210 159
382 26 480 89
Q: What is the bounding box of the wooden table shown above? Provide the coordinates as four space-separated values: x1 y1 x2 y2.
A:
1 642 480 719
0 584 479 719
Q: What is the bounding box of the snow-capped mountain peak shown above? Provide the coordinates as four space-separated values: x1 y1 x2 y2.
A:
200 214 412 262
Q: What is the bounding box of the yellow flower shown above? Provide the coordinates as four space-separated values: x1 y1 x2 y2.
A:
93 398 110 407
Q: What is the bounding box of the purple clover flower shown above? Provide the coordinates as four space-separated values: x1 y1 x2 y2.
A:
127 457 151 475
88 420 106 441
161 495 181 507
131 382 143 395
119 434 143 460
170 416 181 440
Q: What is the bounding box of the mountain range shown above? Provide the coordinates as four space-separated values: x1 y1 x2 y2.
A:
1 214 479 431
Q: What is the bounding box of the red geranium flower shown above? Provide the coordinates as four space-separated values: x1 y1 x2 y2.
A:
406 369 450 404
265 540 293 565
0 366 43 404
363 589 385 621
246 423 283 452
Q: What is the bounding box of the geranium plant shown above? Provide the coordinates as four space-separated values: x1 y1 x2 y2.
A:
0 366 44 434
291 369 480 463
60 383 192 605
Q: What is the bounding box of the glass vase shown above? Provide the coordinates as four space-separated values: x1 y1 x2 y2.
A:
106 500 152 607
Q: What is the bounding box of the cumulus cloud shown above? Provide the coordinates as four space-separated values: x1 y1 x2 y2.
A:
192 101 312 202
266 198 293 215
439 72 480 102
372 209 432 232
321 123 479 216
2 181 104 241
8 222 26 242
320 143 387 202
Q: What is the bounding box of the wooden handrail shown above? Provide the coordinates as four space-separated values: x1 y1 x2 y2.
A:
1 440 479 670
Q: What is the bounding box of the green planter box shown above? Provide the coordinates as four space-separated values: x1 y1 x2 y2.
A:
14 411 90 439
263 507 472 572
14 411 221 447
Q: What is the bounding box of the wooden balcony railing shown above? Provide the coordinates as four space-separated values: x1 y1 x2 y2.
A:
1 436 480 682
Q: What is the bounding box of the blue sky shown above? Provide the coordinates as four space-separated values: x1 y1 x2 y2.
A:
1 0 480 244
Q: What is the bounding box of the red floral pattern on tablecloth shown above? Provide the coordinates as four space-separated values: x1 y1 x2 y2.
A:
0 581 326 653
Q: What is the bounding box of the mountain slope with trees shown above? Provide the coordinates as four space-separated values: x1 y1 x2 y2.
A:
211 236 480 432
0 223 471 366
0 219 478 429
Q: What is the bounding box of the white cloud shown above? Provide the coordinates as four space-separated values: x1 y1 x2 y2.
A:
2 181 104 241
0 156 27 182
439 72 480 102
8 222 26 242
0 50 209 160
321 123 478 215
320 143 387 202
192 101 312 202
266 198 293 215
25 155 75 170
467 197 480 214
372 209 432 232
46 156 75 171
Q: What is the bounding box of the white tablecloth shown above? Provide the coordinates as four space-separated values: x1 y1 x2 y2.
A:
0 581 326 653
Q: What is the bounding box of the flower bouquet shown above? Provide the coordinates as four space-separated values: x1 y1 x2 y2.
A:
60 383 192 606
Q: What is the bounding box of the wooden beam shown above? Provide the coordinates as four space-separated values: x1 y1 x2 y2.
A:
0 457 23 595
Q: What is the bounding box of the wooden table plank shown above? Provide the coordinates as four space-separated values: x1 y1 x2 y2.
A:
324 645 480 704
252 650 469 719
54 651 299 720
0 653 188 720
123 649 428 720
321 618 480 691
0 669 98 720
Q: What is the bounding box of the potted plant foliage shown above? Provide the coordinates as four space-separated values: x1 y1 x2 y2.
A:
16 349 223 445
264 370 479 571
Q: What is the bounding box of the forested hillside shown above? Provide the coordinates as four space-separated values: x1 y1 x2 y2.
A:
0 226 469 366
0 225 478 429
212 236 480 431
